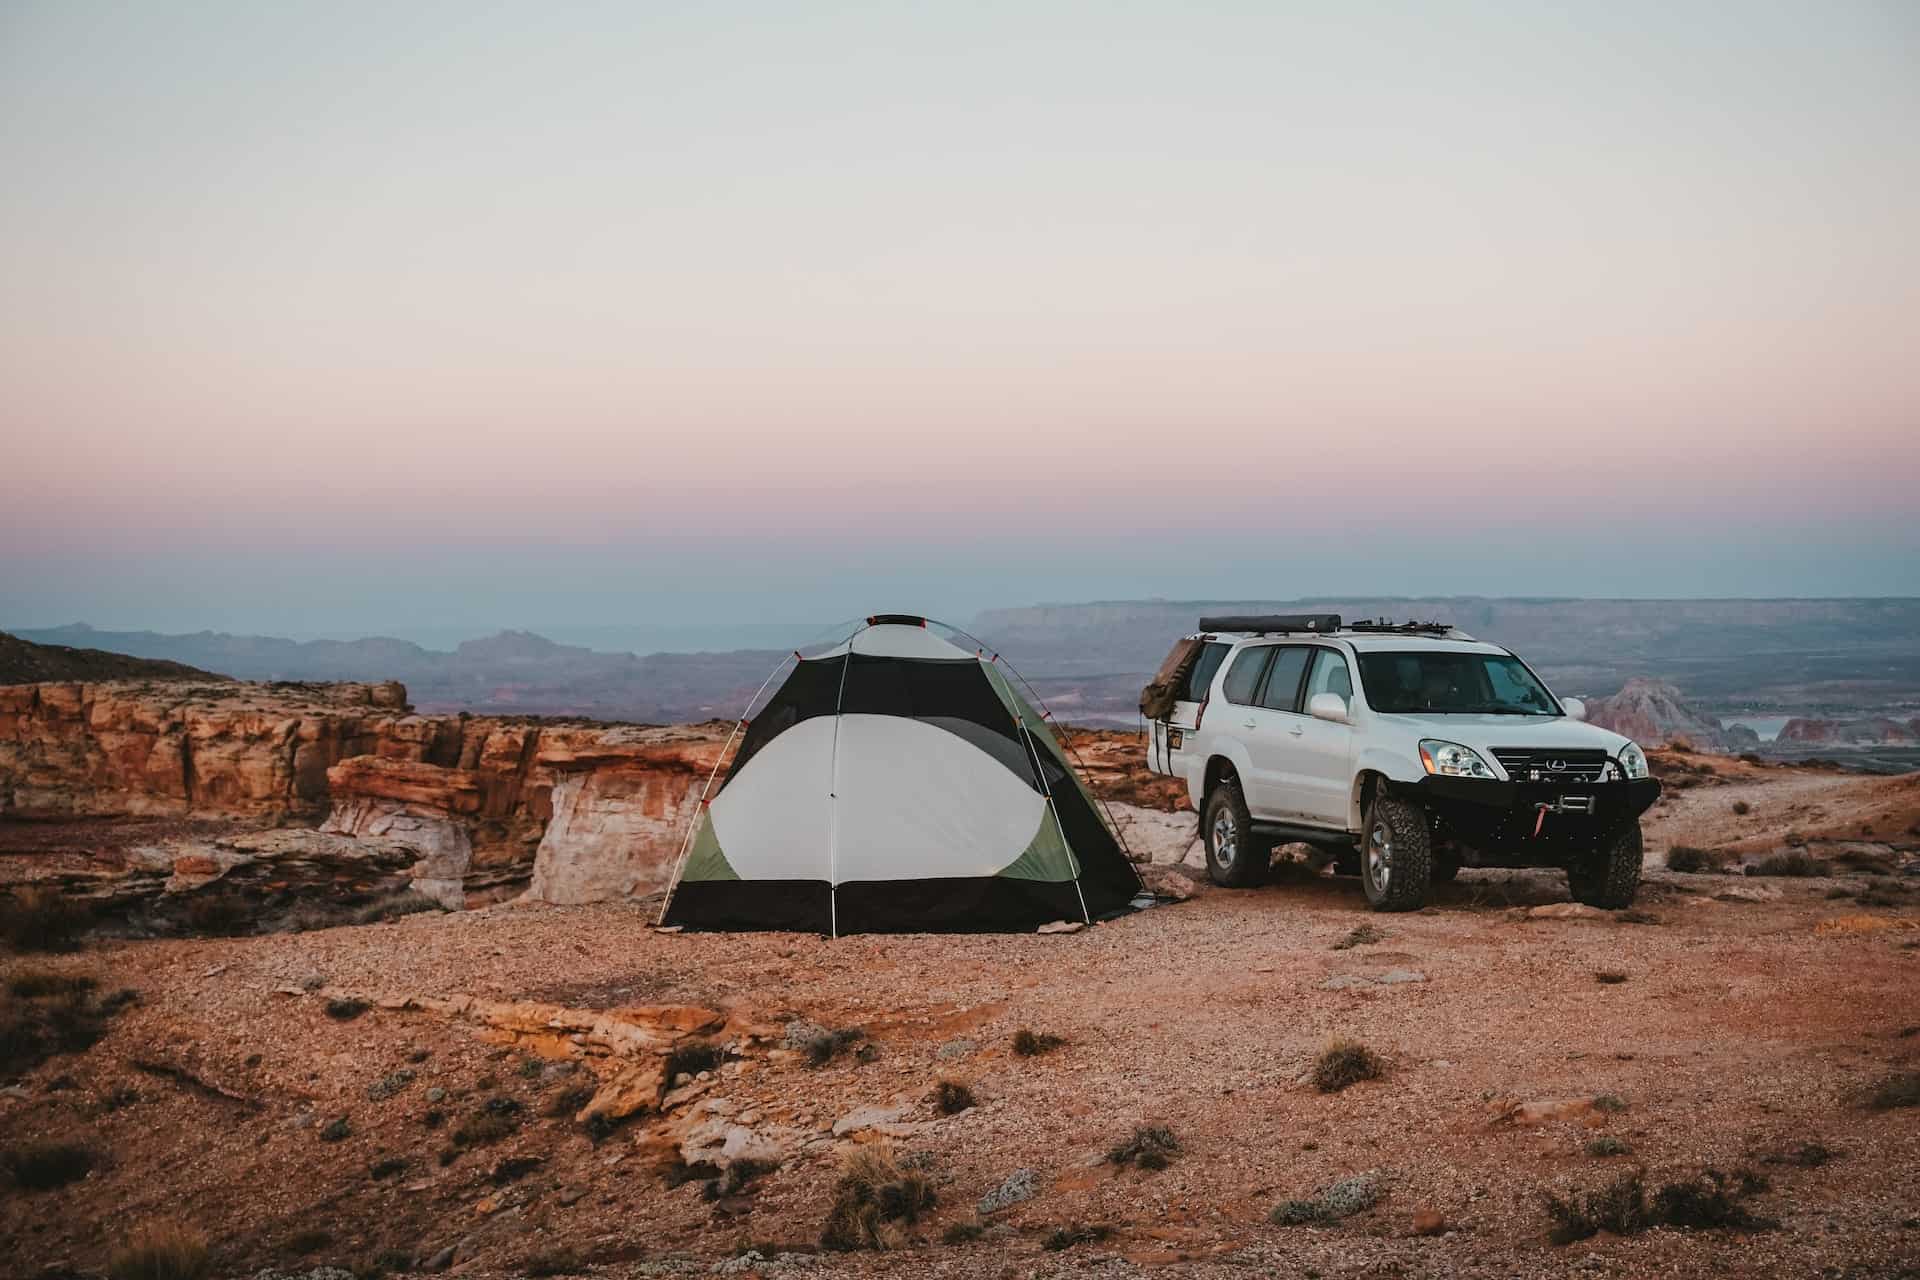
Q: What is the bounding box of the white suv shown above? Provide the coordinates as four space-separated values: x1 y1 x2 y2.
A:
1141 614 1660 911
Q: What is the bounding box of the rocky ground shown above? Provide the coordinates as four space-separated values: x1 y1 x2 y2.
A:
2 751 1918 1279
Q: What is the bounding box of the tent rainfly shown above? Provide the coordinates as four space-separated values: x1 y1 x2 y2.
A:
659 615 1142 934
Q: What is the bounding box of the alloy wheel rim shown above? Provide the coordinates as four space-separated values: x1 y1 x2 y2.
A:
1212 812 1238 866
1368 822 1394 892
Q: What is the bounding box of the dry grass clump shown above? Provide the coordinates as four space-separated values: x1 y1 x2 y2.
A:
1665 846 1727 874
1311 1039 1383 1093
1585 1136 1631 1157
4 1140 96 1189
1594 971 1629 985
1866 1073 1920 1110
666 1041 723 1080
1 972 132 1080
1106 1124 1179 1170
701 1156 778 1201
941 1222 983 1244
1542 1170 1773 1245
819 1146 936 1250
452 1106 521 1148
1331 924 1384 950
108 1221 211 1280
1269 1172 1382 1226
1753 851 1826 877
805 1028 867 1067
1011 1028 1065 1057
1732 800 1752 815
324 997 370 1020
1043 1224 1113 1251
0 886 91 953
932 1080 976 1115
521 1248 583 1277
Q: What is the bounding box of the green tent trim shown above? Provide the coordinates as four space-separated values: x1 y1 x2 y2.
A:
995 803 1079 882
680 809 741 882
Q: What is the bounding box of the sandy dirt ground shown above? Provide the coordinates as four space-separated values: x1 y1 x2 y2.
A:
3 758 1918 1280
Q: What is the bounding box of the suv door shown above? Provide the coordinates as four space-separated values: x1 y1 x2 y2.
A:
1290 647 1358 828
1237 645 1311 820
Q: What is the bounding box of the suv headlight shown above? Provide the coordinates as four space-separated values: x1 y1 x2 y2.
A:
1617 742 1650 780
1419 739 1497 779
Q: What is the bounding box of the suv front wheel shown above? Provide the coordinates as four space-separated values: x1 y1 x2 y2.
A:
1568 823 1643 909
1361 793 1434 912
1203 781 1267 887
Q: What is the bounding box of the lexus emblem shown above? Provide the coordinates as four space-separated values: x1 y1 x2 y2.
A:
1548 759 1567 771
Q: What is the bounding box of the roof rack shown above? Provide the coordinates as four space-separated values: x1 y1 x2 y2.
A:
1197 613 1341 634
1346 619 1456 635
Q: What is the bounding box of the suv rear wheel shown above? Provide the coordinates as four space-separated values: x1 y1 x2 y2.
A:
1203 781 1267 887
1568 822 1643 909
1361 793 1433 912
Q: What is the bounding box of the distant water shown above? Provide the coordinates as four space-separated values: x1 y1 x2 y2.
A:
1724 715 1791 742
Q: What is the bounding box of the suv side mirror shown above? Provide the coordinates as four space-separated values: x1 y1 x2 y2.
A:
1308 692 1350 724
1561 697 1586 721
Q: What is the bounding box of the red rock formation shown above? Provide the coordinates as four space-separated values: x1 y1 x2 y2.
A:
1582 678 1754 751
1775 716 1920 746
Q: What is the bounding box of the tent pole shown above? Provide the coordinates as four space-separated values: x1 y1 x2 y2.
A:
824 625 860 939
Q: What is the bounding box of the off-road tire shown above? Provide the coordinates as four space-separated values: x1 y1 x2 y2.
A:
1568 822 1643 909
1203 782 1266 887
1361 793 1433 912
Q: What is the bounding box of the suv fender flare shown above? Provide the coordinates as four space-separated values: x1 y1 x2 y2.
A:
1350 749 1426 831
1202 749 1253 803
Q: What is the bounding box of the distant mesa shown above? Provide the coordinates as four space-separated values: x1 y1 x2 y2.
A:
0 630 229 685
1775 716 1920 747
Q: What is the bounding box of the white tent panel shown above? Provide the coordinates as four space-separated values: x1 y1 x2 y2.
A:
706 715 835 880
832 713 1046 882
812 623 975 662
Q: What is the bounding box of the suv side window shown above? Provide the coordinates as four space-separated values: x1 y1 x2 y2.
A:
1257 646 1311 711
1185 641 1231 701
1305 647 1353 705
1221 646 1272 705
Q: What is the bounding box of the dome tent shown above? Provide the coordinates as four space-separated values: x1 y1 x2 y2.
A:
659 615 1141 934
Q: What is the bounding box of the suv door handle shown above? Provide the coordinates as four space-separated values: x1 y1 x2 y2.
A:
1242 718 1257 729
1289 725 1304 736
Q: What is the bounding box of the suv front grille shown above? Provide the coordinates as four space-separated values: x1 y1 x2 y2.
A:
1490 748 1611 783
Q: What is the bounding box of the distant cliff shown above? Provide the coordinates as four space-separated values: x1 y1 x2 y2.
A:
1776 716 1920 746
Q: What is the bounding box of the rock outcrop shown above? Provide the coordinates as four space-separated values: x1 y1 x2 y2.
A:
0 679 730 903
1583 678 1758 751
1775 716 1920 747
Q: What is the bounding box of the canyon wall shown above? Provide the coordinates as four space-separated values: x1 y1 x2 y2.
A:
0 679 729 904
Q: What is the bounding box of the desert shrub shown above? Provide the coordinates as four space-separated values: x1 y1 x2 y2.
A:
1 978 127 1079
1043 1224 1112 1251
1011 1029 1064 1057
1543 1170 1772 1245
1586 1136 1630 1157
522 1249 583 1277
1269 1173 1381 1226
325 997 370 1020
1594 1094 1628 1113
4 1140 96 1189
702 1156 778 1201
666 1041 723 1080
108 1221 210 1280
1762 1141 1834 1168
0 887 90 953
1867 1073 1920 1110
1754 851 1825 877
820 1147 936 1250
453 1109 520 1147
941 1223 983 1244
1107 1125 1179 1170
1311 1040 1383 1093
932 1080 976 1115
1331 924 1384 950
8 969 97 998
1594 971 1629 985
351 891 444 925
804 1029 867 1067
319 1116 351 1142
546 1085 595 1118
1666 846 1726 874
1732 800 1752 815
369 1156 408 1180
284 1229 332 1255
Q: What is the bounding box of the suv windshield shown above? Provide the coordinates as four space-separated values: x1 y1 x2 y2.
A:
1357 651 1560 716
